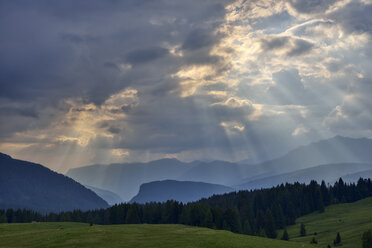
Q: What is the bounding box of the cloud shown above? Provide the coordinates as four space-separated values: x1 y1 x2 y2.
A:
287 0 337 14
292 126 309 136
329 1 372 35
260 36 290 50
286 38 313 56
260 35 313 56
182 28 222 51
125 47 169 65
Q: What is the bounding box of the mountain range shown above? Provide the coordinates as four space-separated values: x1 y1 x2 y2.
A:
67 136 372 203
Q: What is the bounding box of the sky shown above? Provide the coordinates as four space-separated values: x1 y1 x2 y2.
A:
1 0 372 172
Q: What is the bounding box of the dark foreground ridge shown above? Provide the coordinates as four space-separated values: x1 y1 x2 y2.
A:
0 152 109 213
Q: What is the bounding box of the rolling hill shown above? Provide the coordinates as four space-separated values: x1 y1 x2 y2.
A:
280 196 372 248
130 180 234 203
0 153 109 213
0 222 311 248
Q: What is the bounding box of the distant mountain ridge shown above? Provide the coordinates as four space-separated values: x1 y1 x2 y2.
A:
341 170 372 183
67 159 198 201
66 159 247 201
0 153 109 213
237 162 372 190
67 136 372 202
130 180 234 203
84 185 122 205
240 136 372 181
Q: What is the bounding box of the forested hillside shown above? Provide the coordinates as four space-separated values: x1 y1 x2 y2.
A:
2 178 372 240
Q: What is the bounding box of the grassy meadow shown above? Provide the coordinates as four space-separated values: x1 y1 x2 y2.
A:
0 222 310 248
279 197 372 247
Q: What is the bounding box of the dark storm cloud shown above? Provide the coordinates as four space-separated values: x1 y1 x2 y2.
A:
286 39 313 57
260 36 289 50
107 126 121 134
0 0 238 158
0 0 230 105
330 2 372 35
260 36 313 56
287 0 337 14
125 47 169 65
0 106 39 118
182 29 221 51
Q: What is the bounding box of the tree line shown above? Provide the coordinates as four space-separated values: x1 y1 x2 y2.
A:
2 178 372 239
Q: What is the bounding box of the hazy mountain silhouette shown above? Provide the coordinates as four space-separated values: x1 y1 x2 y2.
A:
130 180 234 203
67 136 372 201
241 136 372 181
237 162 372 190
0 153 108 213
341 170 372 183
67 159 248 201
178 160 247 186
67 159 198 201
84 185 122 205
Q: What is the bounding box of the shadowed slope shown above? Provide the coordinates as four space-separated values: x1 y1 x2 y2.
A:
0 153 108 213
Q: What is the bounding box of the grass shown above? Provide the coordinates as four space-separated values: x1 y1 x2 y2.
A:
278 197 372 247
0 222 311 248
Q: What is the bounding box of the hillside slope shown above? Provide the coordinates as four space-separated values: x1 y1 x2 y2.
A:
130 180 234 203
280 197 372 248
0 153 108 213
0 222 311 248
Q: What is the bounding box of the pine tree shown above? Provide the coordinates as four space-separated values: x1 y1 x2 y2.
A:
263 209 277 238
320 180 330 205
201 207 213 228
243 220 252 235
300 223 306 236
362 229 372 248
0 213 7 223
222 208 242 233
281 228 289 241
310 237 318 244
334 232 341 246
125 204 141 224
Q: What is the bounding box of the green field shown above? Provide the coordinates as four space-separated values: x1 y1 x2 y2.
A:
3 197 372 248
279 197 372 247
0 222 311 248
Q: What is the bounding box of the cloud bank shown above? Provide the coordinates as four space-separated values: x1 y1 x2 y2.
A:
0 0 371 171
